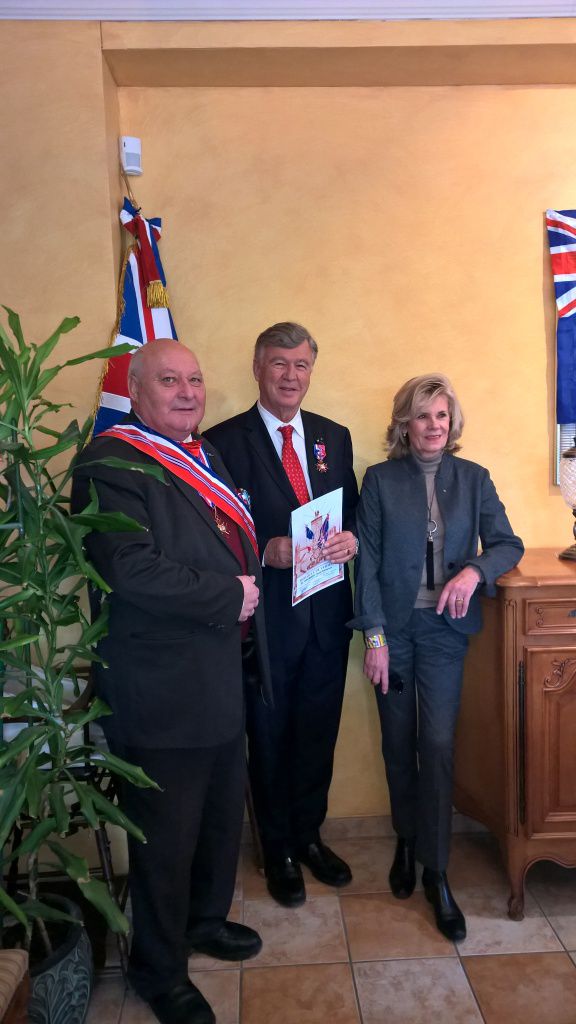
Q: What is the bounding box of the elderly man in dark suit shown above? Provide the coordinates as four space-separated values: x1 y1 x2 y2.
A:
72 339 270 1024
205 322 359 907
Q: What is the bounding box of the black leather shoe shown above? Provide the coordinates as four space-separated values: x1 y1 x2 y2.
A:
389 837 416 899
297 841 352 887
188 921 262 961
266 856 306 907
148 981 215 1024
422 868 466 942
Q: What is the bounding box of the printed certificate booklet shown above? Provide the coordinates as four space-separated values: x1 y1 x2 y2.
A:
291 487 343 606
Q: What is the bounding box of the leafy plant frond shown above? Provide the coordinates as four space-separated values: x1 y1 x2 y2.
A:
0 309 154 957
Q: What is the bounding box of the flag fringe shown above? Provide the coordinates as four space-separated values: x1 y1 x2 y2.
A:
88 240 138 442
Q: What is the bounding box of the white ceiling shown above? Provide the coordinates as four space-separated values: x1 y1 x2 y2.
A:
1 0 575 20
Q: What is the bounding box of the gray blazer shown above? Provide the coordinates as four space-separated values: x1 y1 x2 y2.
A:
351 452 524 636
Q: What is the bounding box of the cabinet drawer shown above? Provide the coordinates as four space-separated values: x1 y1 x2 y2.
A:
525 599 576 634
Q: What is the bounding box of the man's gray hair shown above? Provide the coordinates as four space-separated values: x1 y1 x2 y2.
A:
254 322 318 362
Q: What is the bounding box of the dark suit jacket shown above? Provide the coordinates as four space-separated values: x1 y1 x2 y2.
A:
71 425 271 749
204 404 359 659
351 452 524 636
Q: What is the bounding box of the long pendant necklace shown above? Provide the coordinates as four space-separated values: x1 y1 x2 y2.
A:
426 481 437 591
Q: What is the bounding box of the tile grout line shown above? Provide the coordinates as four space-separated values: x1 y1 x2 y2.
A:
238 870 251 1024
111 837 576 1021
119 980 129 1024
451 871 484 1020
337 889 365 1024
527 885 576 961
455 937 488 1024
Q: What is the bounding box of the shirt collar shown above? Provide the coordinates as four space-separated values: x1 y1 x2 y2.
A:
257 401 305 440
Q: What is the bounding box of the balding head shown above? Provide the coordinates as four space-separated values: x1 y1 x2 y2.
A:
127 339 206 441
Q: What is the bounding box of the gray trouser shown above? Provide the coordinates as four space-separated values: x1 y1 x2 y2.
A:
375 608 469 872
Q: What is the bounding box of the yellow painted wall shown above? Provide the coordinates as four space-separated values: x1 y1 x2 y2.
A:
0 22 117 409
2 18 576 821
118 82 574 815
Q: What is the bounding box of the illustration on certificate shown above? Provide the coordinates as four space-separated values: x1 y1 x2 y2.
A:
291 487 343 606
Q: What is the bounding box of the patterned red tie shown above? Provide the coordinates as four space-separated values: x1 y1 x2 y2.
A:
183 440 203 458
279 425 310 506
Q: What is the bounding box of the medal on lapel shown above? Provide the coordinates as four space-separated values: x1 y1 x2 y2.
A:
212 507 230 535
237 488 251 511
313 439 328 473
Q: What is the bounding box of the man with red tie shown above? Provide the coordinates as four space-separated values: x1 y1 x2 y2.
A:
205 322 359 907
72 340 270 1024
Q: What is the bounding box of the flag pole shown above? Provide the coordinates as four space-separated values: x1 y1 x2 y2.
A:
120 168 139 210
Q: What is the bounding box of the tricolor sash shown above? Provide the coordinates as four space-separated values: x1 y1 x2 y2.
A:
100 423 258 557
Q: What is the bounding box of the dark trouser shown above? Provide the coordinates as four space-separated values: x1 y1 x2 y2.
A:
246 627 349 858
112 731 246 999
375 609 469 872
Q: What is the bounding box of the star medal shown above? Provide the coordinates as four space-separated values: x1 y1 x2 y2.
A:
237 487 251 511
313 440 328 473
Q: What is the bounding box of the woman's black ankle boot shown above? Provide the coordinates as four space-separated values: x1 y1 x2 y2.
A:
389 837 416 899
422 868 466 941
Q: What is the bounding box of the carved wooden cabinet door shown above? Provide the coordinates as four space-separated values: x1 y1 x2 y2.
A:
525 646 576 837
455 551 576 919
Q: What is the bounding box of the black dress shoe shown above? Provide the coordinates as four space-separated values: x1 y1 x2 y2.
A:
265 856 306 907
188 921 262 961
297 841 352 887
389 837 416 899
148 980 215 1024
422 868 466 942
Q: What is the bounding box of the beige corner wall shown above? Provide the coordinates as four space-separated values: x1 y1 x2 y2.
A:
2 18 576 820
0 21 118 414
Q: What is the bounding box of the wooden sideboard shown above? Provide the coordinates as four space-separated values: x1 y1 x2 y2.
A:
454 548 576 919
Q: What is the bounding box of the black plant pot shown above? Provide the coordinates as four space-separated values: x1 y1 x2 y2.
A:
28 895 94 1024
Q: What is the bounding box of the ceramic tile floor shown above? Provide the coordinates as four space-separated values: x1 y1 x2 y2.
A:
86 834 576 1024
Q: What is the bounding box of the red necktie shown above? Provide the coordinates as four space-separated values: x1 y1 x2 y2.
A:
183 440 203 458
279 425 310 506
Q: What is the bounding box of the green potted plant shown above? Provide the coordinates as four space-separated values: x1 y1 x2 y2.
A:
0 307 157 1023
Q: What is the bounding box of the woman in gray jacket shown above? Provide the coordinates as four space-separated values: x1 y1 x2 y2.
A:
352 373 523 942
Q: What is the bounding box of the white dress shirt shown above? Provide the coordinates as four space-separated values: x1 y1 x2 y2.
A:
257 401 313 497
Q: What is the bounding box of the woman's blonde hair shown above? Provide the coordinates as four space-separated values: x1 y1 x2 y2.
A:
386 373 464 460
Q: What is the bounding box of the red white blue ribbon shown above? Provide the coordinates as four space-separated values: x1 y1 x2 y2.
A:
100 422 258 556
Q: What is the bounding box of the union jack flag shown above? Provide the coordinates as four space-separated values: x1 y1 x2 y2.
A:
546 209 576 422
93 198 178 436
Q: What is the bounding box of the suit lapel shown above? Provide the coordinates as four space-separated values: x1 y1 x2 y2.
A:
435 453 458 531
204 436 260 570
243 404 300 509
303 412 331 500
120 410 245 565
170 472 243 560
